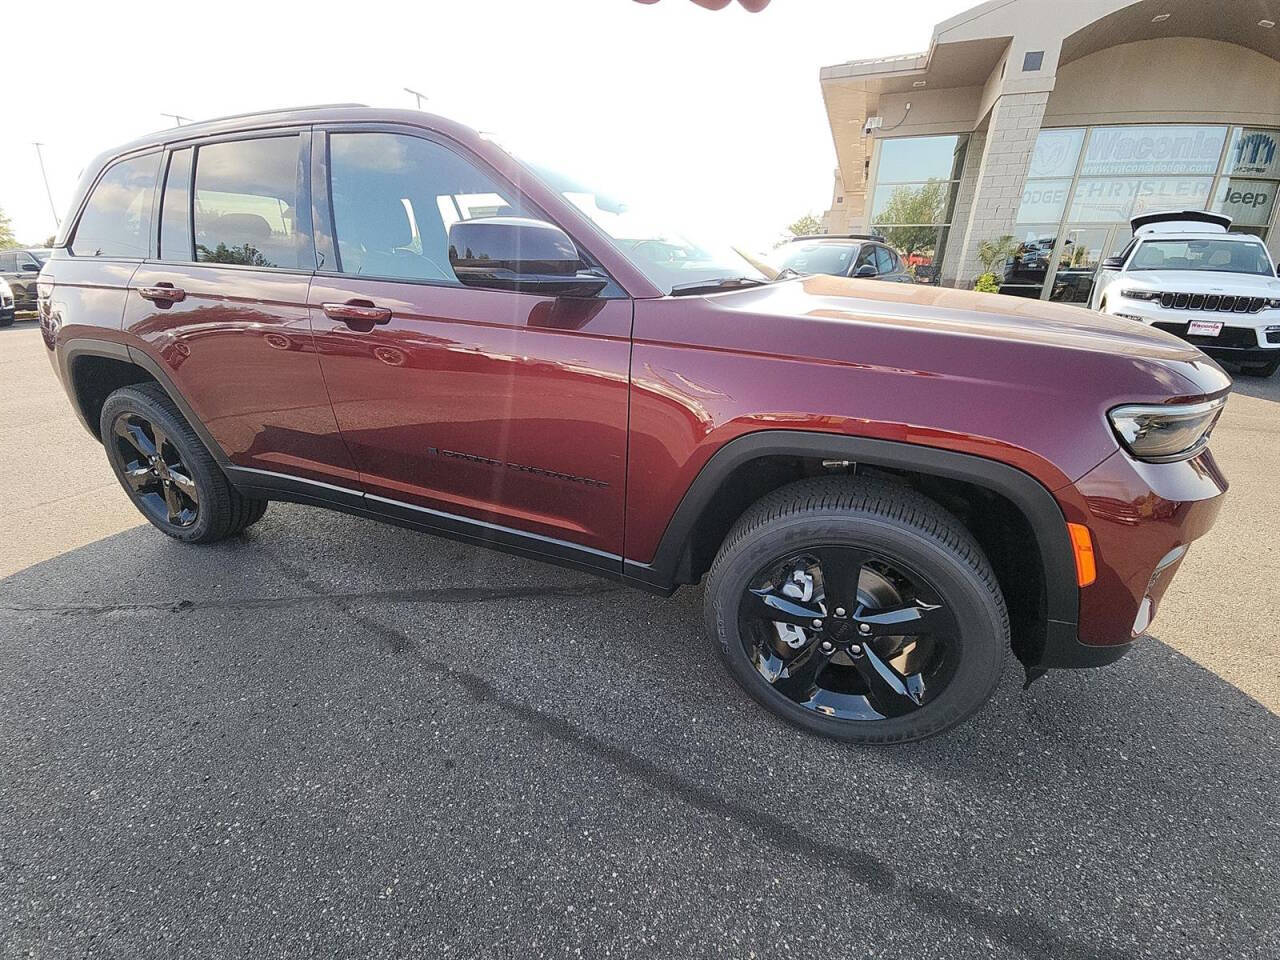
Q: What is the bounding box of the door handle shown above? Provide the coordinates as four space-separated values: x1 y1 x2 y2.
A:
139 284 186 303
322 301 392 327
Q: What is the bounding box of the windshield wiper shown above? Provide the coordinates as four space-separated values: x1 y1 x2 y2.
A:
669 276 770 296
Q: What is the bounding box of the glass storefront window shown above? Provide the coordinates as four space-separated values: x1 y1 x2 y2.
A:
1213 178 1278 226
1000 226 1058 298
877 135 968 182
1224 128 1280 178
1028 129 1084 179
1016 179 1072 223
1080 125 1227 177
1067 176 1213 223
870 181 958 224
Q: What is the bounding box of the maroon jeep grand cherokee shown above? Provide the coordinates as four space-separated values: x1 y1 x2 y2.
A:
39 106 1229 743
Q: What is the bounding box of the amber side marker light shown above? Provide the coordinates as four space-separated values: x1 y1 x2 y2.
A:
1067 523 1097 587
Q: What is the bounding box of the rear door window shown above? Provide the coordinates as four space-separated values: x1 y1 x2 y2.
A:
0 252 15 272
194 137 301 269
69 152 161 258
159 148 193 261
326 131 527 283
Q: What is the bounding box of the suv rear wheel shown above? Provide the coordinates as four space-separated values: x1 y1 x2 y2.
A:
704 477 1009 744
100 383 267 543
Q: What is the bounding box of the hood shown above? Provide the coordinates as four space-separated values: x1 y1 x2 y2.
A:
727 274 1206 362
1118 270 1280 295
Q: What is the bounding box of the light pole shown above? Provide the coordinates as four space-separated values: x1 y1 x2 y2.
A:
403 87 428 110
32 142 60 229
161 112 192 126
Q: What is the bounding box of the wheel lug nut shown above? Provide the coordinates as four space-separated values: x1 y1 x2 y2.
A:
820 640 834 653
835 607 846 617
858 623 871 635
849 644 862 656
812 619 823 628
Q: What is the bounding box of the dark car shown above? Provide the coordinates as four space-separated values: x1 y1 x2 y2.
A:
774 235 915 283
0 248 48 314
40 105 1229 744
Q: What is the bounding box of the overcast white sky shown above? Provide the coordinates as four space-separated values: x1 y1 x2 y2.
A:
2 0 971 250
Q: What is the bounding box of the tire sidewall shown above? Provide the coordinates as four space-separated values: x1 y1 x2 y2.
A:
707 512 1006 744
100 390 224 543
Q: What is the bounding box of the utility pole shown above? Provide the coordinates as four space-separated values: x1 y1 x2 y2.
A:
403 87 428 110
161 112 192 126
32 142 60 229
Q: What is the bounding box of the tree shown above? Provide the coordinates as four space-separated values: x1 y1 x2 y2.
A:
871 181 946 259
0 206 17 250
785 213 822 238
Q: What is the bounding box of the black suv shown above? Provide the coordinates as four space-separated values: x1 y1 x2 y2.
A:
775 235 914 283
0 248 49 314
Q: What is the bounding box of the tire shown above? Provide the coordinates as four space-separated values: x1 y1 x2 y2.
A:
0 316 13 328
100 382 268 544
704 477 1009 744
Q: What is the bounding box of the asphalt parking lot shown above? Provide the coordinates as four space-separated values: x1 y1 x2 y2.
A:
2 321 1278 959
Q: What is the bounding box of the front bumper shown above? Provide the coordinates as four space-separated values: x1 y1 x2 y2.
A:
1058 446 1227 662
1104 300 1280 363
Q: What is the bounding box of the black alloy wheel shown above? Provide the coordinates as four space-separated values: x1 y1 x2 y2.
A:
112 414 201 528
740 547 960 722
100 382 268 544
705 477 1008 744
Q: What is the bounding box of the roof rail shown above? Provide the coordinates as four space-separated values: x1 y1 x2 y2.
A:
173 103 369 127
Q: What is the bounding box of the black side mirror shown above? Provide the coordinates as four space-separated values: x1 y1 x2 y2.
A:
1101 256 1126 270
21 263 39 273
448 217 607 297
854 264 877 278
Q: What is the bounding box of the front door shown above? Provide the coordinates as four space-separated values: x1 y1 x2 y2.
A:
123 134 358 487
307 128 632 557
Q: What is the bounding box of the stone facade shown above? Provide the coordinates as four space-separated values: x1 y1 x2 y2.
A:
948 91 1050 287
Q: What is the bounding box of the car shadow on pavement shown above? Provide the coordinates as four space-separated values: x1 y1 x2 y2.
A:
1 505 1276 960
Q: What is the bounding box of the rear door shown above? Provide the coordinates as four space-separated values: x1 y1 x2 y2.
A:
46 150 161 343
123 131 358 486
306 126 632 558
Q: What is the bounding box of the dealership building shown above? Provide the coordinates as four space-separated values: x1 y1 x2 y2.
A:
818 0 1280 301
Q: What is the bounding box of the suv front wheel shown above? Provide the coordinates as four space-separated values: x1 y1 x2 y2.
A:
100 382 267 543
704 477 1009 744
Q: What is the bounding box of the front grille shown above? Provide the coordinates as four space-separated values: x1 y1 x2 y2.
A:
1153 321 1261 350
1156 291 1267 314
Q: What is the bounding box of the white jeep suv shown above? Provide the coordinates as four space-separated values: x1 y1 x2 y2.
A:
1091 210 1280 377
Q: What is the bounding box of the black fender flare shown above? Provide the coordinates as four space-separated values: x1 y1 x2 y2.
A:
623 430 1084 665
60 337 231 466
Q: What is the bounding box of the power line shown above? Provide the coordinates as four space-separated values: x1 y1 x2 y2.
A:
161 112 192 126
403 87 428 110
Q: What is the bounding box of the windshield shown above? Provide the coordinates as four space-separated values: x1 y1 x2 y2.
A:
529 164 766 295
775 242 857 277
1128 239 1275 276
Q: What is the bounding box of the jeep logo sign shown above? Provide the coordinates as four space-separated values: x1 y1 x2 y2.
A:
1216 179 1277 226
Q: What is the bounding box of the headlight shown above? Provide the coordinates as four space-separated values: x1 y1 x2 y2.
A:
1108 397 1226 462
1120 289 1161 301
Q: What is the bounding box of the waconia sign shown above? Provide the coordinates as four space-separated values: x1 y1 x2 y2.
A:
1082 125 1226 177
